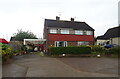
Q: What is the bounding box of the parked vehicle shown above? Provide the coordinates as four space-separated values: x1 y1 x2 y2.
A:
104 44 118 49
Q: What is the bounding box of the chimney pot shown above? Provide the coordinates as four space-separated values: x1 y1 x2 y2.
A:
56 16 60 21
71 18 74 22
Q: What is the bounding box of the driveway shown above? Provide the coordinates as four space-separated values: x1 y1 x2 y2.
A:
2 54 119 77
57 57 118 74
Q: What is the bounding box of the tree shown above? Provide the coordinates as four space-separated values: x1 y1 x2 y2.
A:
13 29 37 41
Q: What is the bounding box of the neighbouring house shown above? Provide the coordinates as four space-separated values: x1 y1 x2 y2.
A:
96 26 120 46
43 16 95 51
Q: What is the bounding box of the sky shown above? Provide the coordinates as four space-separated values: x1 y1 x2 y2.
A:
0 0 119 41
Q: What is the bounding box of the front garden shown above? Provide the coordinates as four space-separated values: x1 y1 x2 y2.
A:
1 42 119 64
49 45 119 57
0 43 13 62
0 43 28 63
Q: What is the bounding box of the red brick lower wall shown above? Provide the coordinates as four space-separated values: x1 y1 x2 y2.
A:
67 41 77 46
47 41 94 48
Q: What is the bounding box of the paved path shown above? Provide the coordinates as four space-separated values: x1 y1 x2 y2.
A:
2 54 119 77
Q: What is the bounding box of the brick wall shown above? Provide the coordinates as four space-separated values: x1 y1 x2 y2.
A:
67 41 77 46
47 41 94 48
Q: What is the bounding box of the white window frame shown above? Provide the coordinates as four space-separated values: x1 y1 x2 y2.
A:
75 30 83 35
86 31 92 35
60 29 69 34
55 41 67 47
50 29 57 34
78 41 89 46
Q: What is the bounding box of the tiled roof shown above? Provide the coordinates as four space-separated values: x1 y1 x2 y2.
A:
97 26 120 40
44 19 94 31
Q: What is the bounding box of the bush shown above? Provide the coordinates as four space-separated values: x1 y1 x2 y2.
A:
91 45 106 54
108 46 120 54
49 46 91 55
21 45 27 51
11 45 27 55
0 43 13 61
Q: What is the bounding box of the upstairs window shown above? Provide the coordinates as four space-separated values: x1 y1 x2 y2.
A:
75 30 83 35
61 29 69 34
86 31 92 35
50 29 57 34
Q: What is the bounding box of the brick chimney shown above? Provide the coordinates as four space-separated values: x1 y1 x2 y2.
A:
56 16 60 21
71 18 74 22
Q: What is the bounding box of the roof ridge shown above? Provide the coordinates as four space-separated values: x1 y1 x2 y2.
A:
45 19 84 23
108 26 119 30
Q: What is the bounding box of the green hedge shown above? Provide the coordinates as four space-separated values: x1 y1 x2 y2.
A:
108 46 120 54
49 46 91 55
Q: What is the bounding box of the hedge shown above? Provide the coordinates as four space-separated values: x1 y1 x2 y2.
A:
49 46 91 55
108 46 120 54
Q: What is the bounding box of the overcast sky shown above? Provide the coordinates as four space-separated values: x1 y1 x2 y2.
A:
0 0 119 41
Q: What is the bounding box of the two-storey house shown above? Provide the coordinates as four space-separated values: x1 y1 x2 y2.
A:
43 16 95 51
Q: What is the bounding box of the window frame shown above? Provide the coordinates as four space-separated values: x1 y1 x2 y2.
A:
86 31 92 35
78 41 89 46
55 41 67 47
60 29 69 34
49 29 57 34
75 30 83 35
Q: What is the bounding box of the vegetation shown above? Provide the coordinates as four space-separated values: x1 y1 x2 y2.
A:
91 45 119 57
49 46 91 55
0 43 13 61
107 46 119 55
49 45 119 57
91 45 106 55
10 42 22 52
13 29 37 41
0 43 28 62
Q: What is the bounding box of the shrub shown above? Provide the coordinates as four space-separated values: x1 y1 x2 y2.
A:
91 45 106 54
49 46 91 55
108 46 120 54
11 45 27 55
0 43 13 61
21 45 27 51
9 42 22 52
